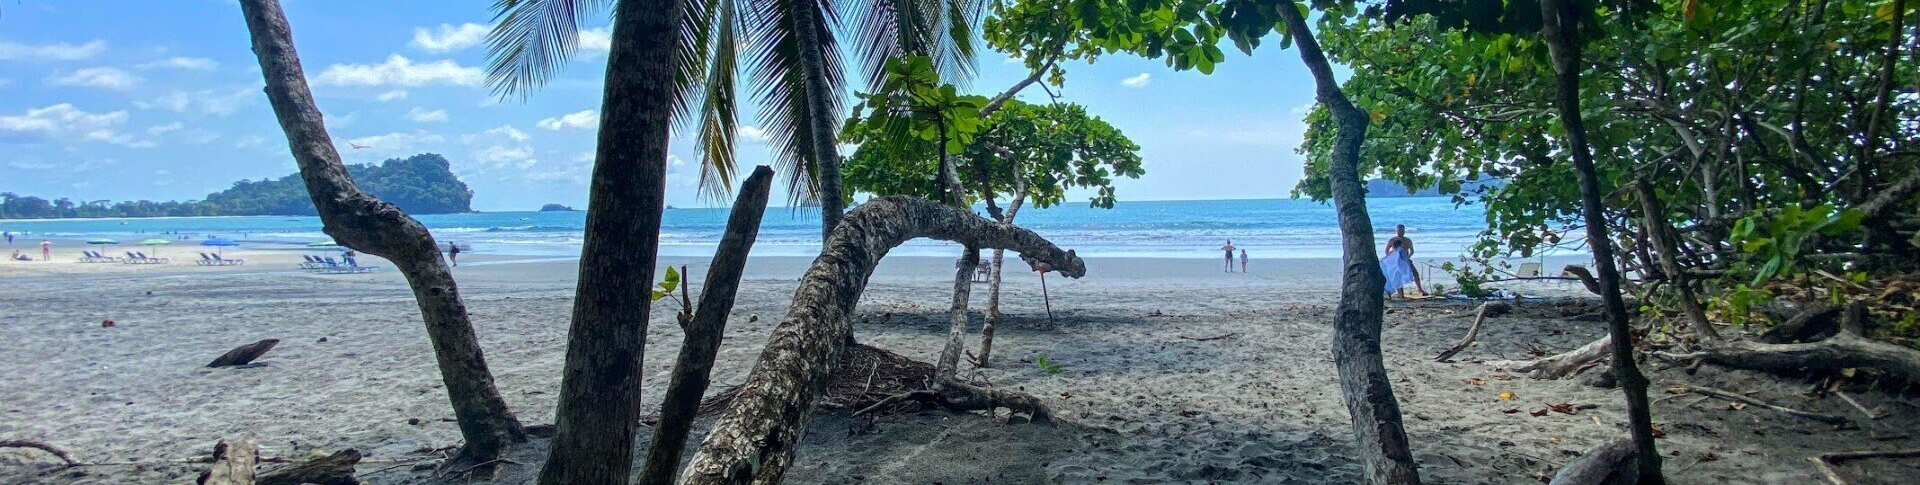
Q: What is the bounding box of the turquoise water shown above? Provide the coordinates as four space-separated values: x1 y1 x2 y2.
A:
0 198 1491 259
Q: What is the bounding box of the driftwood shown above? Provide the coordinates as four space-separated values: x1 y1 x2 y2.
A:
1811 448 1920 485
1758 304 1841 344
0 439 78 466
1495 336 1612 379
257 448 361 485
1548 438 1637 485
679 196 1085 485
1435 302 1511 362
196 439 257 485
207 339 280 368
1679 386 1852 425
1561 265 1603 295
1678 331 1920 383
636 167 772 485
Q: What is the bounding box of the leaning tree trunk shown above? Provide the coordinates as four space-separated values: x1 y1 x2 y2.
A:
936 128 979 380
679 196 1086 485
979 180 1029 367
1540 1 1664 483
637 166 775 485
236 0 525 471
537 0 686 482
791 0 845 241
1633 181 1718 340
1276 6 1422 485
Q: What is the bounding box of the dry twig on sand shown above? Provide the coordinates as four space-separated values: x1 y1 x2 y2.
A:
1436 302 1511 362
1677 385 1852 425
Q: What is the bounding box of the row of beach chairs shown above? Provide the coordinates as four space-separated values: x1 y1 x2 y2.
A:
78 251 172 264
123 251 169 264
300 255 377 274
77 251 122 263
195 253 245 266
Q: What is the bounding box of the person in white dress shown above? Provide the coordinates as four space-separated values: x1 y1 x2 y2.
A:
1380 225 1426 298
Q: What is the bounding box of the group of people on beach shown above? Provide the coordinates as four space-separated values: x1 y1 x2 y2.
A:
7 239 52 262
1217 224 1428 299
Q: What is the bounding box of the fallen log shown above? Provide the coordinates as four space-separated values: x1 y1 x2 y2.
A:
0 439 78 466
1492 335 1611 379
1677 332 1920 383
1758 304 1840 344
196 439 257 485
1436 302 1511 362
1548 437 1636 485
207 339 280 368
256 448 360 485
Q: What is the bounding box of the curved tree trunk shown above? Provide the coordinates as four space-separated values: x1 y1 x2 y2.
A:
980 181 1029 367
792 0 845 241
1276 6 1422 485
236 0 525 470
537 0 687 482
1633 180 1718 340
679 196 1086 485
637 166 775 485
1540 1 1664 483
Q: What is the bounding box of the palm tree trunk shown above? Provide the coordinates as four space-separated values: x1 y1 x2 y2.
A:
980 179 1029 367
235 0 526 472
638 166 775 485
791 0 845 241
1275 6 1422 485
680 196 1086 485
1539 1 1663 483
536 0 687 482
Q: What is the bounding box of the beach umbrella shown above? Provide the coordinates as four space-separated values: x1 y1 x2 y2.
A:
201 237 240 255
86 238 119 245
139 238 171 256
306 240 342 248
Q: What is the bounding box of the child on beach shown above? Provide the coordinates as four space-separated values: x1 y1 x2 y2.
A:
1238 249 1248 273
448 242 461 267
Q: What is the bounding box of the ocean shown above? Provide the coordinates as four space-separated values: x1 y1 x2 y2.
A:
0 198 1492 259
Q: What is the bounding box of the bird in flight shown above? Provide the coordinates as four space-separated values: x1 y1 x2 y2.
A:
348 142 369 150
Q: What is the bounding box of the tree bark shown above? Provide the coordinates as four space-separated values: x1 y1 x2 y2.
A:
1632 181 1718 340
637 166 775 485
1684 331 1920 382
236 0 524 470
979 181 1029 367
1548 438 1637 485
792 0 845 241
1757 304 1841 344
1500 336 1613 380
680 196 1085 485
1539 1 1664 482
536 0 686 482
196 439 257 485
1276 6 1421 484
935 134 977 380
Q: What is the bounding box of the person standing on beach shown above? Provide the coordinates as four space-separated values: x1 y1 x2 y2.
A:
448 242 461 267
342 249 359 267
40 239 52 261
1381 225 1428 297
1238 249 1248 273
5 231 13 245
1220 240 1237 273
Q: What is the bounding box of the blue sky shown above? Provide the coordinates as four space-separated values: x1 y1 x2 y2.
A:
1 0 1327 211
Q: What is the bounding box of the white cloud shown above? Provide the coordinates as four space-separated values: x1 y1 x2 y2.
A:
464 125 530 143
0 103 149 147
141 56 218 70
344 130 445 157
411 23 491 53
182 130 222 144
473 145 537 169
314 55 483 87
406 106 449 123
0 39 106 61
536 109 598 130
376 90 410 102
147 122 184 135
739 125 770 143
9 160 57 170
234 135 268 149
136 87 259 116
579 28 613 53
48 67 142 90
526 151 595 184
1120 73 1151 88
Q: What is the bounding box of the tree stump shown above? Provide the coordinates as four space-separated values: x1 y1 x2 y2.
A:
207 339 280 368
196 439 258 485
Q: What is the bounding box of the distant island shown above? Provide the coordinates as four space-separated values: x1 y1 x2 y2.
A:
0 153 473 219
539 204 577 212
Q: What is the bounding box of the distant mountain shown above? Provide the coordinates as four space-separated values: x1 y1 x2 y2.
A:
540 203 577 211
1366 177 1506 197
0 153 473 219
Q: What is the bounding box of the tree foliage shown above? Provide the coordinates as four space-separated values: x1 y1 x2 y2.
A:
0 153 473 219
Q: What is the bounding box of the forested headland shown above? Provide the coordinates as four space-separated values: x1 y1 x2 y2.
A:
0 153 472 219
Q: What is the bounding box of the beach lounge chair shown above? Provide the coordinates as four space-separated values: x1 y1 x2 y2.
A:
124 251 146 264
197 253 218 266
79 250 117 263
137 251 170 264
1516 262 1543 278
213 253 244 265
972 260 993 282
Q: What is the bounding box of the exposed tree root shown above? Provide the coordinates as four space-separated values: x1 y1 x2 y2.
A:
1491 335 1612 379
1548 438 1637 485
1677 385 1853 426
0 439 78 466
853 377 1054 424
1668 331 1920 383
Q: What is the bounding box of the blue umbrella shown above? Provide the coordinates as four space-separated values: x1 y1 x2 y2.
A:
200 237 240 255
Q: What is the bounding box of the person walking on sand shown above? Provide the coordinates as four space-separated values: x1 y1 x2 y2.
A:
448 242 461 267
1380 225 1428 298
1238 248 1249 273
40 239 52 261
1220 240 1237 273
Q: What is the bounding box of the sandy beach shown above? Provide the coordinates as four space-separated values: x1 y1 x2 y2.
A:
2 243 1915 484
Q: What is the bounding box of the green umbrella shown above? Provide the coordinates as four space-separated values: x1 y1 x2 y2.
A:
139 238 171 257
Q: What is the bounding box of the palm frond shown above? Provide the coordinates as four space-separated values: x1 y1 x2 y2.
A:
694 0 743 201
937 0 984 85
485 0 613 100
743 0 846 207
844 0 984 89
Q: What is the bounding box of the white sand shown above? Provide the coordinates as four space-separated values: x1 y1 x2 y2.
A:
2 246 1915 484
